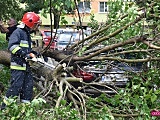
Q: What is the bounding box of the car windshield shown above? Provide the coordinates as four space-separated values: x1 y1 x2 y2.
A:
58 33 73 42
72 32 79 39
44 31 55 37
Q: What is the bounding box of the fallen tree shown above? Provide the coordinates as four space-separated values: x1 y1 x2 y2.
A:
0 1 160 119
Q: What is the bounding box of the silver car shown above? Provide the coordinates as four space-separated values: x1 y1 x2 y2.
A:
56 32 77 50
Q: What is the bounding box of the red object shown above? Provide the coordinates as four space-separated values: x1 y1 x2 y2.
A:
151 110 160 116
22 12 40 28
40 30 57 49
73 70 95 82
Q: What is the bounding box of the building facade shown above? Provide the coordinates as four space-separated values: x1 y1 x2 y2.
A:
40 0 109 29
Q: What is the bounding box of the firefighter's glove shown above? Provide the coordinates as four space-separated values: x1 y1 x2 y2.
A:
31 50 41 57
25 53 36 60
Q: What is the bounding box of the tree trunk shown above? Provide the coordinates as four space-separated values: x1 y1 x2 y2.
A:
0 50 10 66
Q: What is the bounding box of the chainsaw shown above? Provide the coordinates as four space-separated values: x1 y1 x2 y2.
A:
26 53 55 70
27 53 96 83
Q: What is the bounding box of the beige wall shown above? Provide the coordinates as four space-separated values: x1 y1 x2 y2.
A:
40 0 108 27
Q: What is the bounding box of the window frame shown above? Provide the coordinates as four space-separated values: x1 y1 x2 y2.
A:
99 1 108 13
78 1 91 13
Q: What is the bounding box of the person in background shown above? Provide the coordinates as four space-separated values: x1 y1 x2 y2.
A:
0 18 17 41
1 12 41 110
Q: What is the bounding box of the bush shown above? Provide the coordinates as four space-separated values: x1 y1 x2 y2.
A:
0 98 47 120
0 33 7 49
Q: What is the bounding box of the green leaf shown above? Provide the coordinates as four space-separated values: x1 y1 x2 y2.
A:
132 85 139 90
11 117 15 120
151 94 157 103
61 100 67 105
82 46 87 51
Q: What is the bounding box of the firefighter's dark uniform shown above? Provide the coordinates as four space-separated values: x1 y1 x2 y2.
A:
6 24 33 102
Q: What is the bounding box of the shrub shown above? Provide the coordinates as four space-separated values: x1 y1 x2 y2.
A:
0 33 7 49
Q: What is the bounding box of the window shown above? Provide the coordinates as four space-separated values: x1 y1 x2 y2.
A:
99 2 108 13
78 1 91 13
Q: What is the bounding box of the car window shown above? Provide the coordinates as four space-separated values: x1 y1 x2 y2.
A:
72 33 79 39
44 31 55 36
58 33 73 42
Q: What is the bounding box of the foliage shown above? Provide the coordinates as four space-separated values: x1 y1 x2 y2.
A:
0 0 24 21
1 68 159 120
107 0 141 41
108 68 160 119
21 0 77 28
87 14 99 31
0 97 81 120
0 34 8 49
83 68 160 120
0 98 46 120
52 103 80 120
0 34 10 88
20 0 45 14
0 66 10 88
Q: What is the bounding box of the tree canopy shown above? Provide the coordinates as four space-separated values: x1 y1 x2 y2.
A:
0 0 24 21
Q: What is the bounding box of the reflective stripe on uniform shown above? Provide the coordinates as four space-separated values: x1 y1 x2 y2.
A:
11 62 26 67
10 66 26 70
10 62 26 70
20 40 29 47
9 45 21 54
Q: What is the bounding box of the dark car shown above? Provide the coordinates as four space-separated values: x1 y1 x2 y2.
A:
40 30 58 49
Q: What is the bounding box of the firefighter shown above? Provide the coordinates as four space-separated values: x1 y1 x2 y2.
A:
1 12 41 110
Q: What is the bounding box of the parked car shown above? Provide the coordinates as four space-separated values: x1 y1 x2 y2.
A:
56 32 78 50
73 51 145 88
40 30 58 49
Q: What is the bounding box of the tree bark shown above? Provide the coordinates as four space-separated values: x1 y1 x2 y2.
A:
0 50 10 66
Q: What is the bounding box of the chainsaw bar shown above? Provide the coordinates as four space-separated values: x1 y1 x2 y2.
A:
27 57 55 70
